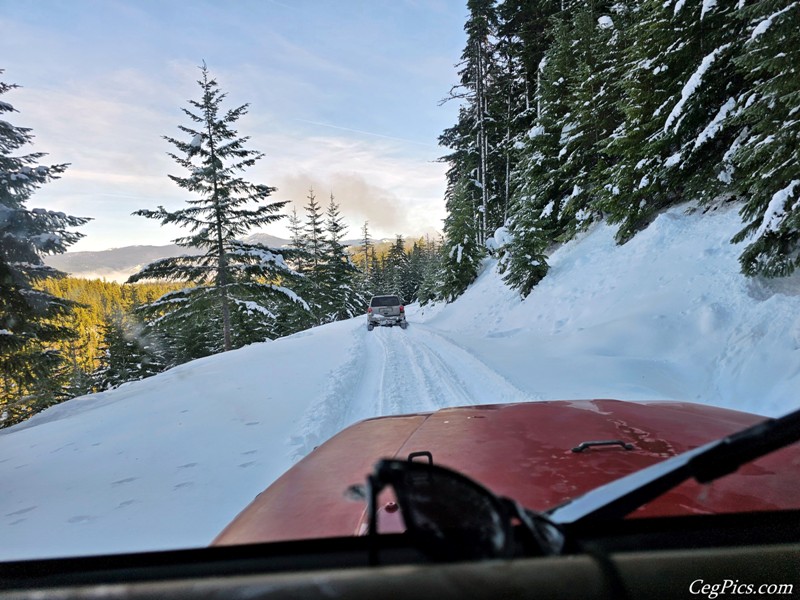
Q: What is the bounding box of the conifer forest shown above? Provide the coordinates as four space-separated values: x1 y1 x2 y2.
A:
2 0 799 426
440 0 798 298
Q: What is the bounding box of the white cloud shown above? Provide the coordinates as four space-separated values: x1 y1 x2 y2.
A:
15 77 446 250
254 132 447 240
2 3 462 252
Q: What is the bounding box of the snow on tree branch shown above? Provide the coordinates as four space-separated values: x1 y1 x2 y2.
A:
664 44 731 133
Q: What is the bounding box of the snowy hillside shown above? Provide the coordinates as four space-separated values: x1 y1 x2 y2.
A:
2 202 800 561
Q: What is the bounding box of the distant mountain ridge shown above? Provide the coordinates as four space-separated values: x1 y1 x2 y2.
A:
44 234 290 282
44 233 398 282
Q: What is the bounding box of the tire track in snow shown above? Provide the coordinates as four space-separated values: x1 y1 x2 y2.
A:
289 322 371 459
292 319 535 461
366 326 459 415
405 324 534 407
351 322 532 420
386 326 472 412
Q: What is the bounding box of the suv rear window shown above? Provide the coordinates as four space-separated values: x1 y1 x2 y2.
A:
370 296 401 307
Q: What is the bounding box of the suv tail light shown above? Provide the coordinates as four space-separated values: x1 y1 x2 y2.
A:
368 307 373 313
399 305 404 313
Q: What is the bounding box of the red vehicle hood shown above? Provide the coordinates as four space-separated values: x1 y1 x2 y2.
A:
213 400 800 546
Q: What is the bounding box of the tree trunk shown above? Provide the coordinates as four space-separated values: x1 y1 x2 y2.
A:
206 110 232 352
475 36 489 245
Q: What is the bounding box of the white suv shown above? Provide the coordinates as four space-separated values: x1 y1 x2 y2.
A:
367 295 407 330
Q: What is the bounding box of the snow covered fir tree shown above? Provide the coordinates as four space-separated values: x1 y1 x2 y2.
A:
0 72 88 427
437 0 800 300
318 194 364 322
93 310 166 391
729 0 800 276
129 64 309 360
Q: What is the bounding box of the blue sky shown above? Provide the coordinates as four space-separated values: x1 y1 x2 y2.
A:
1 0 467 250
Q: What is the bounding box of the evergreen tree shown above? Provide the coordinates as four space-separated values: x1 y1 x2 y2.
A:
441 0 505 247
601 0 743 242
730 0 800 276
302 188 325 276
595 0 670 242
416 236 444 305
384 235 415 302
501 208 550 297
287 205 305 260
301 188 327 322
494 0 561 225
319 193 363 321
367 248 386 295
465 0 500 243
405 239 431 303
438 0 800 296
94 314 135 390
62 337 95 398
94 310 166 390
359 221 373 281
437 0 505 300
0 73 89 426
281 204 316 333
129 64 306 358
438 105 484 290
35 277 181 385
439 178 485 302
556 2 622 239
282 188 328 325
439 0 568 303
139 288 221 363
664 0 744 207
502 13 572 295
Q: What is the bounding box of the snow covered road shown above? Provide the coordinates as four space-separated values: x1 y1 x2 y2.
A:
291 319 534 459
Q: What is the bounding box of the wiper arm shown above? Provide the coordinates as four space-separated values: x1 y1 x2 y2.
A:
548 406 800 526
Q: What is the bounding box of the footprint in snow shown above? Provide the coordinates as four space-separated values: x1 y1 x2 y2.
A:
6 506 37 517
238 461 257 468
112 477 138 486
174 482 194 490
177 462 198 470
241 450 258 456
245 421 260 426
51 442 76 454
68 515 95 524
116 500 136 509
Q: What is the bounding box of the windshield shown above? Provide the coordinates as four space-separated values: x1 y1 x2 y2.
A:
1 0 799 564
371 296 402 307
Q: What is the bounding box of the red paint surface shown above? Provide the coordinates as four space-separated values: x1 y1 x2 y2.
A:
213 414 426 545
213 401 800 546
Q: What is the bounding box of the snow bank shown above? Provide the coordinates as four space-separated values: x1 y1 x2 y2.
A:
419 203 800 417
0 320 362 560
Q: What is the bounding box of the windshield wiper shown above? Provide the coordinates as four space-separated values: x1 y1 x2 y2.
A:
548 406 800 526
